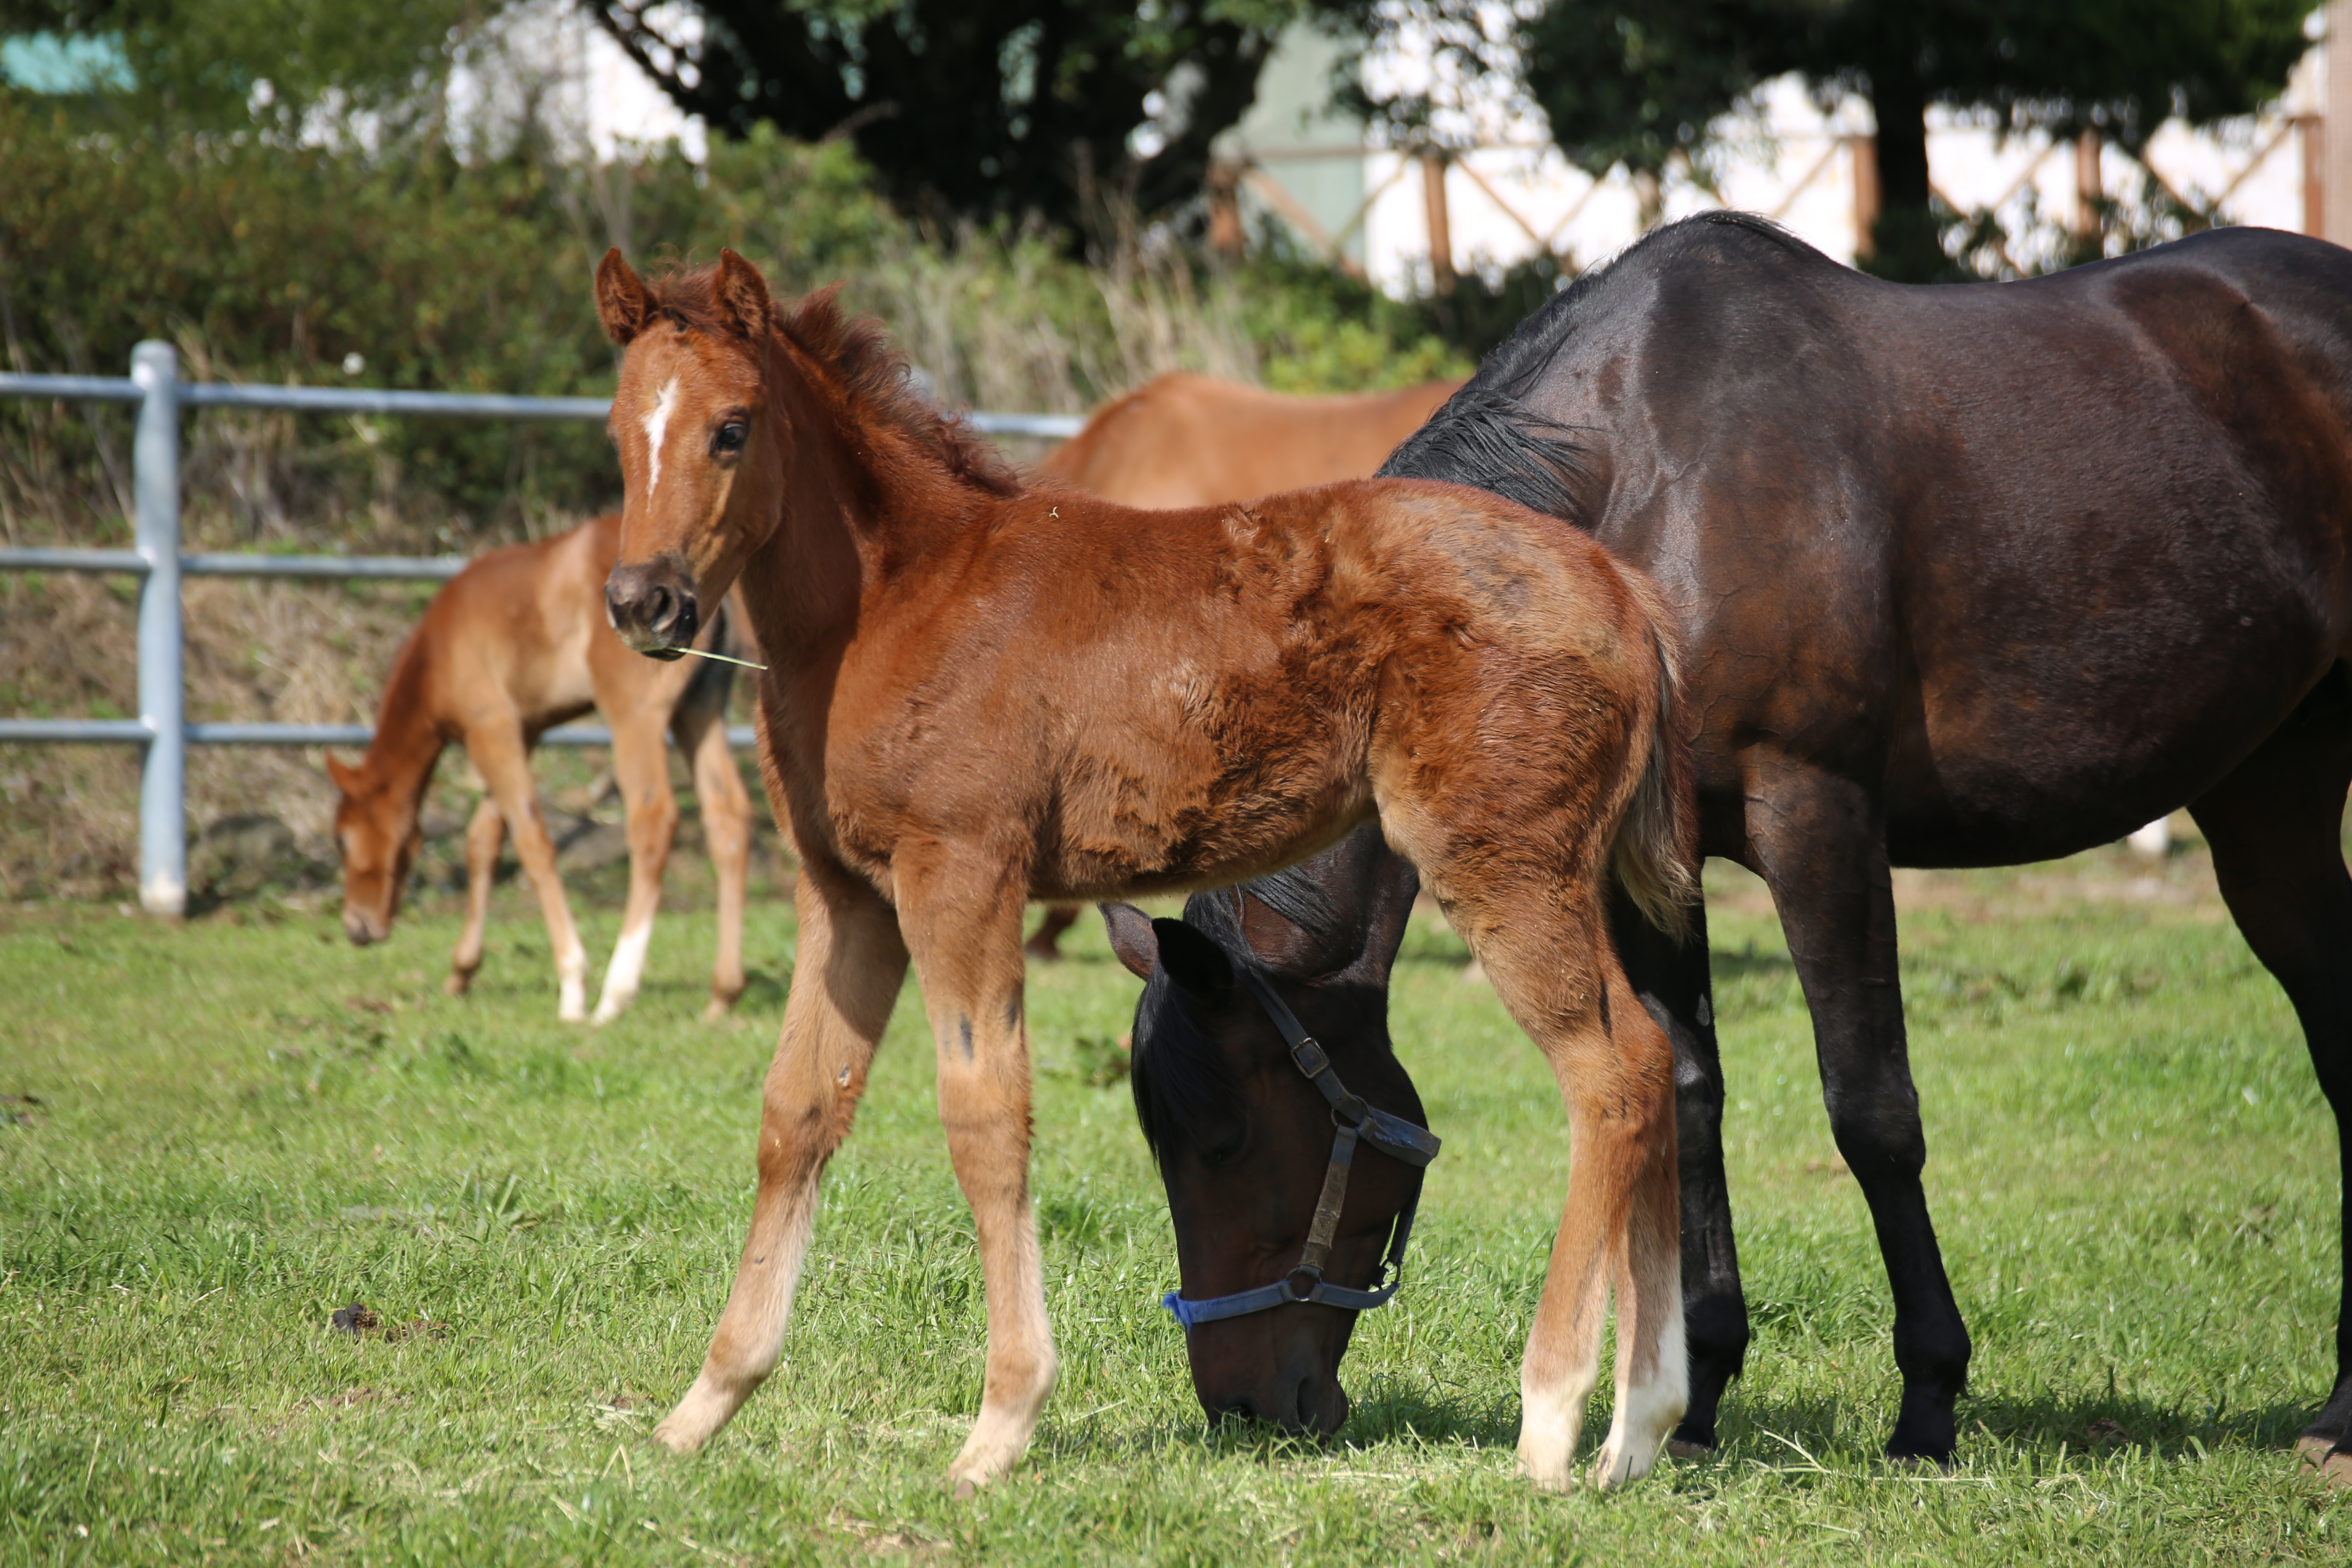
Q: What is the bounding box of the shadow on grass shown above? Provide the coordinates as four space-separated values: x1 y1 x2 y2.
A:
1960 1388 2325 1461
1705 1388 2328 1473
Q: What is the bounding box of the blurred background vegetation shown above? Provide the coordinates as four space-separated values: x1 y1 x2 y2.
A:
0 0 2324 898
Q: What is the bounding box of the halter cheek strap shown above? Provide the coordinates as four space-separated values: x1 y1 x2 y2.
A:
1158 966 1441 1332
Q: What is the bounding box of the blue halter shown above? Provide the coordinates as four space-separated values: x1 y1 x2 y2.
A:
1159 965 1441 1332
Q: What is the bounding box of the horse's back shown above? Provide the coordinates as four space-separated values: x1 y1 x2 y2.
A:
1042 373 1462 508
1518 218 2352 860
429 516 630 727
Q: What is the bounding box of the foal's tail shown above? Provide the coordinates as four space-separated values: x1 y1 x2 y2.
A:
1610 570 1700 940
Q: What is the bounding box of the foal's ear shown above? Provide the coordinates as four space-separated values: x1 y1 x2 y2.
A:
1152 917 1235 1003
323 753 358 795
715 247 774 339
596 249 652 346
1100 902 1158 980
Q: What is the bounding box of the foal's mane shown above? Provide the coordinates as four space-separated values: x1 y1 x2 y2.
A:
645 264 1022 501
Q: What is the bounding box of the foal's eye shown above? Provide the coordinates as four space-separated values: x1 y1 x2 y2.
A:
712 421 747 454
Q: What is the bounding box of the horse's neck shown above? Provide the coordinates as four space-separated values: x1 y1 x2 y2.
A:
357 630 448 817
742 338 1000 660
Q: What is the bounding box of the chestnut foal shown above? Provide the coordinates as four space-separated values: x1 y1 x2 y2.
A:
593 248 1695 1492
327 513 753 1024
1024 371 1463 960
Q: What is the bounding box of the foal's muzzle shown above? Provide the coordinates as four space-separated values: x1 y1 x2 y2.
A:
604 559 698 659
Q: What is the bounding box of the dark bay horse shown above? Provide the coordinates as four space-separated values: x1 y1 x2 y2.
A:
329 513 754 1023
1024 370 1465 961
590 247 1695 1490
1125 212 2352 1477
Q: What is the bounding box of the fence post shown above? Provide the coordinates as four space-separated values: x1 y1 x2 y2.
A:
131 340 185 915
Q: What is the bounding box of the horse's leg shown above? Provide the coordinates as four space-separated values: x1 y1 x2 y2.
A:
1023 905 1080 960
445 796 504 997
468 726 592 1022
1746 760 1969 1462
677 697 752 1020
1610 883 1747 1454
654 860 907 1453
2187 666 2352 1481
1403 840 1679 1488
589 709 679 1025
893 853 1056 1493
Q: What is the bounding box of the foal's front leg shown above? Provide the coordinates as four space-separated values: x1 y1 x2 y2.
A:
654 860 909 1452
895 852 1056 1494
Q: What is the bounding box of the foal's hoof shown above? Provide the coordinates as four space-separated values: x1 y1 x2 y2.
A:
701 995 739 1025
2295 1436 2352 1487
444 971 474 998
951 1479 979 1502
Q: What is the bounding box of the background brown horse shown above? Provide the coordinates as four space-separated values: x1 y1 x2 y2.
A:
1022 371 1463 960
592 247 1693 1493
328 513 753 1024
1036 372 1462 508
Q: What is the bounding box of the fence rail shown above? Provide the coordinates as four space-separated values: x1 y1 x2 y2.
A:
0 343 1084 914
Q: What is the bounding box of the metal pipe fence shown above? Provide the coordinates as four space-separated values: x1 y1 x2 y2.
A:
0 341 1085 915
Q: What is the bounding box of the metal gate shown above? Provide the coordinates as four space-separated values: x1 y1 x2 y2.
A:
0 341 1082 914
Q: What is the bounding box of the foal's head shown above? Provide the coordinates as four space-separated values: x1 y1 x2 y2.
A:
591 247 1015 657
324 753 420 946
1105 827 1427 1437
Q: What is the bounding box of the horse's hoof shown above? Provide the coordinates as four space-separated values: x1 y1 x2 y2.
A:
649 1420 701 1456
701 996 737 1025
589 1000 626 1026
951 1479 978 1501
1665 1438 1714 1461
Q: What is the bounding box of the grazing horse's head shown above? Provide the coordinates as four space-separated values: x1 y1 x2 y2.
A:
593 247 789 659
1105 828 1428 1437
324 753 421 946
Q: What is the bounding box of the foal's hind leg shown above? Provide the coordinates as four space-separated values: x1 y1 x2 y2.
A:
1416 860 1684 1489
893 850 1056 1493
2188 666 2352 1482
446 797 503 996
655 858 907 1453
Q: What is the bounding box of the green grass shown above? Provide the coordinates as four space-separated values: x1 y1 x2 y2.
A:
3 845 2348 1564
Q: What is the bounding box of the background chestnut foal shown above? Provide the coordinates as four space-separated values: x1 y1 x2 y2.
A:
593 247 1695 1493
328 513 753 1024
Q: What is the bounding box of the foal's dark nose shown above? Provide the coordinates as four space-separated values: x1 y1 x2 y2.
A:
605 559 698 659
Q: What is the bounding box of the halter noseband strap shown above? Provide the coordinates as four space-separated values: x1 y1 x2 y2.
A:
1159 966 1441 1332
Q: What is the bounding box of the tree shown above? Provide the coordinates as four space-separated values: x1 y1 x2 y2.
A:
1354 0 2317 282
0 0 476 131
587 0 1312 234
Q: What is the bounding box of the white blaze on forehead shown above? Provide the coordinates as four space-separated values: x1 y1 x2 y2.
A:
640 376 680 499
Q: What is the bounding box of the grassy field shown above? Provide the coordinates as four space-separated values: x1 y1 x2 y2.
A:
3 835 2348 1564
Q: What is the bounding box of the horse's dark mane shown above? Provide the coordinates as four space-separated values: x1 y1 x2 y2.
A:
645 265 1022 499
1128 862 1357 1165
1381 212 1808 520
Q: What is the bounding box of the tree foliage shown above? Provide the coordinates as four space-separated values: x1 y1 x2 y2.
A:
0 0 474 129
588 0 1313 232
1354 0 2316 283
